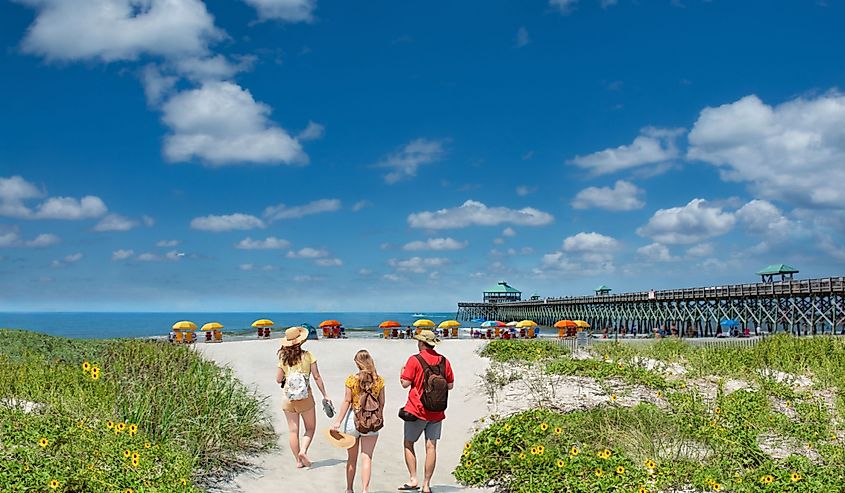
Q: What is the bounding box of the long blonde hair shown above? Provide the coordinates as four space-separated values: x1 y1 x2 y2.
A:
354 350 378 392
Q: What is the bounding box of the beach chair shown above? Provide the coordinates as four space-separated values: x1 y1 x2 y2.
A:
557 328 564 339
528 327 535 338
494 327 501 338
383 328 390 339
519 328 526 338
213 330 223 342
485 329 492 339
451 327 459 338
175 331 184 344
503 332 511 340
205 331 212 342
185 332 195 344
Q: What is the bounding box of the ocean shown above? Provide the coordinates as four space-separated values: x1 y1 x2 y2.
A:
0 312 458 339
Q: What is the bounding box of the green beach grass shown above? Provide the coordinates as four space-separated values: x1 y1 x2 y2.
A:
458 336 845 493
0 329 275 492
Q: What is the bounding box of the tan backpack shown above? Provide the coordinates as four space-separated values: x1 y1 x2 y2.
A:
354 385 384 434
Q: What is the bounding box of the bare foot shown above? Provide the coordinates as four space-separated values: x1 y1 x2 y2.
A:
295 460 304 469
298 453 312 468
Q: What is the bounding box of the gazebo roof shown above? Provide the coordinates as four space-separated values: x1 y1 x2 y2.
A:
484 281 521 293
595 284 611 291
756 264 799 275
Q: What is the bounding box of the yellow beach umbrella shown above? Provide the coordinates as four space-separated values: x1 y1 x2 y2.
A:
251 319 275 328
413 319 435 328
516 320 538 328
574 320 590 329
438 320 461 329
172 320 197 331
201 322 224 331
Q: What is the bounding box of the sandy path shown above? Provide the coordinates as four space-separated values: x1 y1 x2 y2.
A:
198 338 492 493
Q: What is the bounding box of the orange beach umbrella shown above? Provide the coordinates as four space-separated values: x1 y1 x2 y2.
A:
320 320 342 328
172 320 197 331
379 320 402 328
554 320 577 329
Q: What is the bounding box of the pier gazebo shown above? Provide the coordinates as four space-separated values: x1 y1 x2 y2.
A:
757 264 799 283
595 285 612 296
484 281 522 303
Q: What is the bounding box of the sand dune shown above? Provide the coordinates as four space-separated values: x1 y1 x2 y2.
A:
198 338 492 493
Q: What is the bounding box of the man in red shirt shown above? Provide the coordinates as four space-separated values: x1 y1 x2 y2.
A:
399 330 454 493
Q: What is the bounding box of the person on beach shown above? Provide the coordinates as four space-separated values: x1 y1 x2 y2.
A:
276 326 332 468
332 350 385 493
398 330 454 493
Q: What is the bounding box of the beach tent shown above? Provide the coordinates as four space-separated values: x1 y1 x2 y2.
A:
413 319 436 328
301 323 319 340
720 319 739 328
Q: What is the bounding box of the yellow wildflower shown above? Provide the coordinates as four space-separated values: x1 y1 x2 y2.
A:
464 442 472 450
616 466 625 475
594 468 604 477
536 445 545 455
714 406 721 414
554 427 562 435
503 423 511 432
610 394 617 401
465 460 473 467
760 475 774 485
569 446 579 457
494 438 502 446
144 442 151 449
82 361 91 372
791 472 802 482
117 422 126 432
540 423 549 431
556 459 565 468
49 480 59 490
712 483 722 491
638 488 648 493
519 452 526 460
106 420 114 429
128 424 138 436
38 438 49 448
644 459 656 469
123 449 131 458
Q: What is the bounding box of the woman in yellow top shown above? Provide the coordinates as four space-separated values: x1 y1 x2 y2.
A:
332 349 385 493
276 326 331 468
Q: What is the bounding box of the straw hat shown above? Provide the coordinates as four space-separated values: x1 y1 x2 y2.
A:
280 326 308 347
323 428 356 449
413 329 441 346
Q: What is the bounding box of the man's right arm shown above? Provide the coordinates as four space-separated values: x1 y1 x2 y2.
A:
400 357 415 388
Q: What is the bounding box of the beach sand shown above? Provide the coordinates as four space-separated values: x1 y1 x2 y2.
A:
197 338 493 493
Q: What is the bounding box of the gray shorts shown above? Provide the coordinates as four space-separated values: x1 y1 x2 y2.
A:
404 418 442 442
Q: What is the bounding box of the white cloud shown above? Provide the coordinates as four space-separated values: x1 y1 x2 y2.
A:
0 175 42 217
136 250 182 262
235 236 291 250
141 64 179 105
239 263 255 271
142 215 155 227
263 198 341 221
294 274 325 282
297 121 325 141
137 253 159 262
383 273 405 282
403 238 468 251
515 185 537 196
112 249 135 260
515 27 530 48
408 200 554 229
562 232 620 253
637 199 736 245
735 200 795 237
26 234 60 247
242 0 316 22
51 252 83 268
315 258 343 267
156 240 180 247
572 180 645 211
388 257 449 274
190 213 265 232
686 243 714 257
352 200 372 212
688 92 845 209
358 268 373 276
376 138 446 184
94 214 137 232
173 54 254 82
286 247 328 259
569 127 684 176
162 81 306 166
538 251 615 276
502 227 516 237
33 196 107 220
637 243 677 262
14 0 223 62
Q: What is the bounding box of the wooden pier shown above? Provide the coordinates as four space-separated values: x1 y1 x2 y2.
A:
457 277 845 336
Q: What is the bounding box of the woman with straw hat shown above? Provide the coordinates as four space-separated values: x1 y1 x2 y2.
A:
276 326 332 468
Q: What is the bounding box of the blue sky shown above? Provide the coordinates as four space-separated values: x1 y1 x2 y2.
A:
1 0 844 311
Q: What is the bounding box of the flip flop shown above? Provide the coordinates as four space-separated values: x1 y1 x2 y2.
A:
398 485 419 491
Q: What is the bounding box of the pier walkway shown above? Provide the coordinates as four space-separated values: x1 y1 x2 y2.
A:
457 277 845 336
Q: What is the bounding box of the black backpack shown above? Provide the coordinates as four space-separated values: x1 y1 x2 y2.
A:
415 354 449 412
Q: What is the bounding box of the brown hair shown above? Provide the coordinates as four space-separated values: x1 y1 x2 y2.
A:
277 343 304 369
354 350 378 392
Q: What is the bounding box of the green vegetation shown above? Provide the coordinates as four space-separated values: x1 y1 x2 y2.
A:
480 339 570 362
459 336 845 492
0 329 274 492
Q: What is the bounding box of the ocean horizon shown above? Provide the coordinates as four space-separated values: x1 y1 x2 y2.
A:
0 311 458 339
